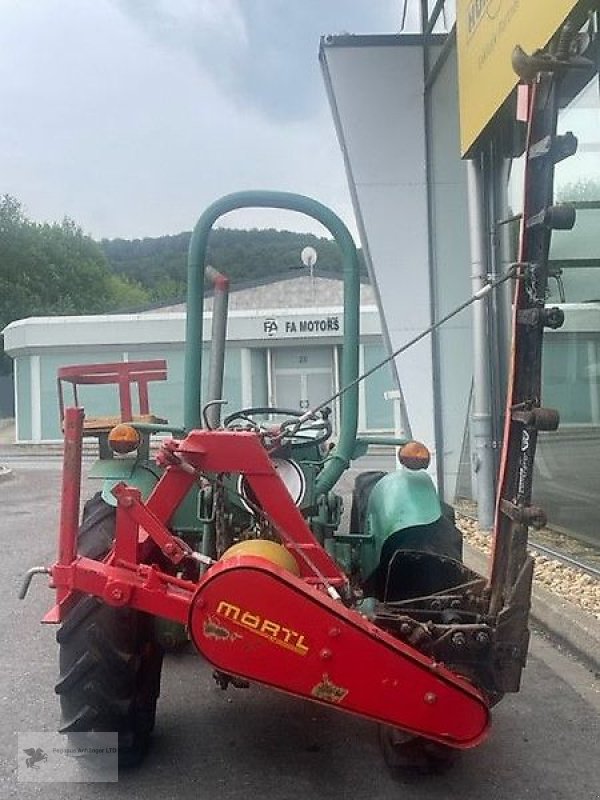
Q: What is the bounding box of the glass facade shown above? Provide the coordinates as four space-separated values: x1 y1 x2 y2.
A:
505 70 600 545
534 73 600 546
421 3 600 546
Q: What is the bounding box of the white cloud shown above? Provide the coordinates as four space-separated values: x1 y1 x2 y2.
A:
0 0 400 239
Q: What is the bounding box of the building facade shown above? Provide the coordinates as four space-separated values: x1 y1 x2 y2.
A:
3 273 396 443
320 2 599 548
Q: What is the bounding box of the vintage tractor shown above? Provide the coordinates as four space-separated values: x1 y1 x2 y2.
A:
22 29 583 771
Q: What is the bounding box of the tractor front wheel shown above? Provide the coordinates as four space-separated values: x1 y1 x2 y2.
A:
55 494 163 768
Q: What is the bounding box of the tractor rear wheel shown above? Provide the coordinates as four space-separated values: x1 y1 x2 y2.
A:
55 493 163 768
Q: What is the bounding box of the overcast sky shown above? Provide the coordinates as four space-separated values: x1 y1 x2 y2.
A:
0 0 413 241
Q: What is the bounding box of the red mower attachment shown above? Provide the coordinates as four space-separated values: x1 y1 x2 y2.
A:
43 407 490 750
190 557 489 748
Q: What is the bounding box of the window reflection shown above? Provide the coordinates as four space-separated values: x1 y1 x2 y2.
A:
426 0 457 33
535 73 600 546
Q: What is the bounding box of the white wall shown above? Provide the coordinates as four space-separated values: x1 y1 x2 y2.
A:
321 36 436 471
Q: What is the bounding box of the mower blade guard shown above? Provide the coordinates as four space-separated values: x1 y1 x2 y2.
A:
189 556 490 749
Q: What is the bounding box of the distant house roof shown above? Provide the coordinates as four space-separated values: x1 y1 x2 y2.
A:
150 269 375 313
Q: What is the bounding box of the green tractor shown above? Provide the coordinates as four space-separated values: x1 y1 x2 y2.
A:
25 24 579 770
25 192 503 772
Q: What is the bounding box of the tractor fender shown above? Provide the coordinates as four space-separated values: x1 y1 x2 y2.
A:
96 462 162 507
98 462 200 534
361 470 442 581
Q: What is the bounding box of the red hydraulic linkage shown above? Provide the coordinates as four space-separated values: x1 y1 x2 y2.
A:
175 429 349 590
45 408 490 748
53 407 85 614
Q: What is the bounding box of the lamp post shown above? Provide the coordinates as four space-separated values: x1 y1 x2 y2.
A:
300 245 317 304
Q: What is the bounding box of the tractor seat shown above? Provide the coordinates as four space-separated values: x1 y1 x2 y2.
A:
57 360 169 437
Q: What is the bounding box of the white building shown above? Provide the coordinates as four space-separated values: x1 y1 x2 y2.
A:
3 271 396 443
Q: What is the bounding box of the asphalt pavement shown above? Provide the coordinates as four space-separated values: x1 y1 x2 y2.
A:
1 460 599 800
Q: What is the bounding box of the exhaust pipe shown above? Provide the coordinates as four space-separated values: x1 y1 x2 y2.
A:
204 266 230 429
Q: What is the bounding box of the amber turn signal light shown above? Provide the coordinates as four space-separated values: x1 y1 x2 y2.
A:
108 423 141 454
398 440 430 470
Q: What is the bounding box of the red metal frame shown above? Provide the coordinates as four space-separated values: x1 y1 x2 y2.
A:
45 406 490 747
57 360 167 424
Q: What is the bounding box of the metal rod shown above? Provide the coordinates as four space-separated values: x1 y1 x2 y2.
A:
425 0 447 35
204 266 229 429
420 10 446 496
528 542 600 580
424 29 456 94
496 157 516 411
57 407 85 603
185 191 361 497
18 567 51 600
459 510 600 580
467 159 496 530
295 268 516 429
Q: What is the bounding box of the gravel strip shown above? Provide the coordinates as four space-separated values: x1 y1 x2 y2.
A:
457 514 600 621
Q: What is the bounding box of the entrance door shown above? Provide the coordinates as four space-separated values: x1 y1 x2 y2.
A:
272 346 335 430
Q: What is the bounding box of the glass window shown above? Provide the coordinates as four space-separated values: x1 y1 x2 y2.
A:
533 73 600 547
426 0 456 32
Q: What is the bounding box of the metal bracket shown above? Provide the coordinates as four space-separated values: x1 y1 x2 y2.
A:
517 306 564 329
526 204 576 231
499 500 547 530
511 406 560 431
528 131 578 164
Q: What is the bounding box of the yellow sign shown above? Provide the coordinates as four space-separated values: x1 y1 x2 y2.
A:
457 0 580 156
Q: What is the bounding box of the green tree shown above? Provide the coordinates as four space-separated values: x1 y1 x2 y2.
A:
0 195 148 373
557 177 600 203
100 227 368 295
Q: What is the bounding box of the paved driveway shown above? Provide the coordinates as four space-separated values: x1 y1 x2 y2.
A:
1 459 598 800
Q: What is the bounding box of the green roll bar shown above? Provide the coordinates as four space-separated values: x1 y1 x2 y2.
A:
184 191 360 494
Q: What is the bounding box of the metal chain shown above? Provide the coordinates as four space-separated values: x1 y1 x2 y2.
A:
214 475 229 557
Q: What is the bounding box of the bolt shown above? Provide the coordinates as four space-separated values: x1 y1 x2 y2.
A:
319 648 332 660
111 588 123 601
399 623 412 636
475 630 490 646
424 692 437 705
329 627 341 638
451 631 467 648
430 599 442 610
450 599 461 609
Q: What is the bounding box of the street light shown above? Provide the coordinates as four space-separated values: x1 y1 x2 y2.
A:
301 246 318 303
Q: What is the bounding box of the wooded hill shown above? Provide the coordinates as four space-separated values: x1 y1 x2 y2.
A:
0 195 366 374
101 228 367 304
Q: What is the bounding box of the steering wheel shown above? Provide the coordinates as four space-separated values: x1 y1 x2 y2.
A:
223 407 332 446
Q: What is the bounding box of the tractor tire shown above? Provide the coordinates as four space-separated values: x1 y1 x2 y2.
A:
378 725 458 775
55 493 163 768
358 489 463 774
